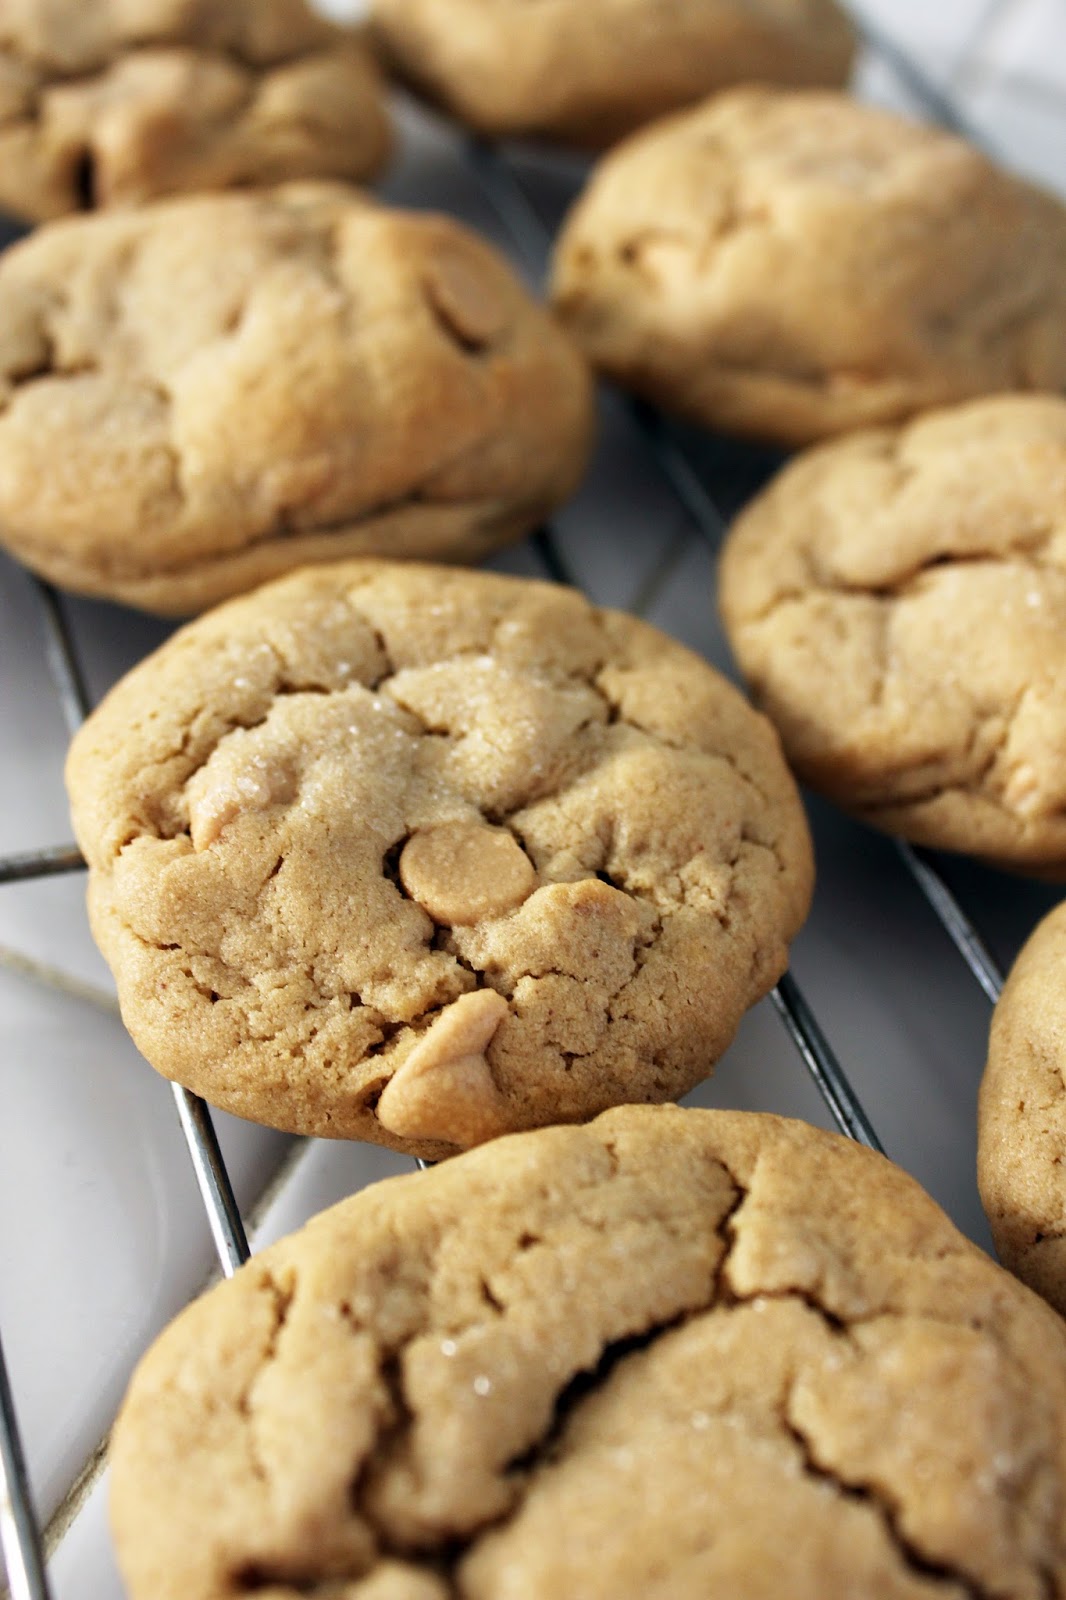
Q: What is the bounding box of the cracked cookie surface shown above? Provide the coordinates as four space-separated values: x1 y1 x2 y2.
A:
980 900 1066 1315
369 0 854 149
66 560 812 1156
0 185 593 614
109 1104 1066 1599
551 89 1066 448
0 0 391 223
719 395 1066 871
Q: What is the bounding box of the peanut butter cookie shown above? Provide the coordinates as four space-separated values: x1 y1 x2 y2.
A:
66 562 813 1157
0 0 391 223
980 901 1066 1316
0 185 593 614
552 90 1066 447
719 395 1066 872
370 0 855 148
110 1105 1066 1600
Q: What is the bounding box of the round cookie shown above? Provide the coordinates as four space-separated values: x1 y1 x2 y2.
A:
979 901 1066 1316
551 89 1066 448
370 0 855 149
0 185 594 614
110 1104 1066 1600
66 561 813 1158
718 395 1066 872
0 0 391 224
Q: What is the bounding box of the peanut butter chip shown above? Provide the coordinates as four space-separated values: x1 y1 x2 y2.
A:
399 821 536 926
424 250 509 348
376 989 511 1148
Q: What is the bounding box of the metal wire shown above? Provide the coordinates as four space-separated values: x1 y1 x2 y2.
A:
530 525 580 588
32 587 92 742
29 580 251 1279
896 843 1005 1004
0 847 83 887
772 975 882 1149
171 1090 250 1277
0 1332 52 1600
847 5 993 145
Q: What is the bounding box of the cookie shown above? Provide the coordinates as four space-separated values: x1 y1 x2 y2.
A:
718 395 1066 872
370 0 855 149
0 0 391 223
551 89 1066 448
109 1103 1066 1599
0 185 594 615
66 561 813 1158
979 901 1066 1316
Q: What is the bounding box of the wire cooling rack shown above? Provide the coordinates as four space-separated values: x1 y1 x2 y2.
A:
0 9 1053 1595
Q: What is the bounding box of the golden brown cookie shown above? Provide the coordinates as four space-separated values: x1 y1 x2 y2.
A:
719 395 1066 872
370 0 855 149
0 185 593 614
0 0 391 223
979 901 1066 1316
66 561 813 1157
110 1104 1066 1600
551 89 1066 448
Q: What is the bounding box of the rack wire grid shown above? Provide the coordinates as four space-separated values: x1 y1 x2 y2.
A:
1 6 1063 1596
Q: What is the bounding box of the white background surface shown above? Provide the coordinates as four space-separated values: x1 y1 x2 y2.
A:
2 1 1065 1594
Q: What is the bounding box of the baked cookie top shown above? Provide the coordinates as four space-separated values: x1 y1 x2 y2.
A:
551 89 1066 448
0 0 391 222
0 185 593 614
719 395 1066 871
370 0 855 148
980 900 1066 1315
67 561 813 1157
109 1104 1066 1600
